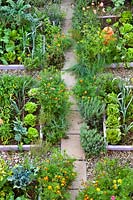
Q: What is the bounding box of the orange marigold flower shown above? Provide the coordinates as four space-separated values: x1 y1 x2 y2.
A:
44 176 48 181
0 118 3 125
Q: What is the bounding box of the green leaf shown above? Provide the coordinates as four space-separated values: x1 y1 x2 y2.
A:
15 133 22 142
0 57 8 65
5 41 15 52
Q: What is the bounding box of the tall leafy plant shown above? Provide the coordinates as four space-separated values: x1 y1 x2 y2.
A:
117 85 133 134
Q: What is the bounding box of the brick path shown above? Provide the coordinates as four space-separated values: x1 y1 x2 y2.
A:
60 1 87 199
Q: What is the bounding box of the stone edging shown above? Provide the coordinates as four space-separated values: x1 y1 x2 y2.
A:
0 145 40 151
107 62 133 68
0 65 25 70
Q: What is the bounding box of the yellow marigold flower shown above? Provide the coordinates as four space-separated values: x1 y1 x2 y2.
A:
56 190 61 194
72 173 75 176
96 188 100 192
56 185 60 189
113 184 118 190
117 179 122 184
17 56 22 61
48 185 52 190
113 180 117 184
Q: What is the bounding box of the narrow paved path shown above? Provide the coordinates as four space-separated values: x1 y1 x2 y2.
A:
60 1 87 199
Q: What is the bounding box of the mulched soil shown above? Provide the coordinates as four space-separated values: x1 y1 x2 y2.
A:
106 67 133 79
0 69 40 77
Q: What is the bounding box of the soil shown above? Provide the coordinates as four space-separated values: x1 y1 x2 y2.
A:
105 67 133 79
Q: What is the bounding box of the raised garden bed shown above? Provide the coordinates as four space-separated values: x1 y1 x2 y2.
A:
0 69 70 149
103 115 133 151
0 149 76 200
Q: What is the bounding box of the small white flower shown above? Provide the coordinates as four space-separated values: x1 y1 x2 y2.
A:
99 2 104 7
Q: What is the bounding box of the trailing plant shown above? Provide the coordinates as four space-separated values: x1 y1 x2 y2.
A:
80 123 105 157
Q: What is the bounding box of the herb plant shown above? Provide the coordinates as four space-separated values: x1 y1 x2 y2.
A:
80 123 105 157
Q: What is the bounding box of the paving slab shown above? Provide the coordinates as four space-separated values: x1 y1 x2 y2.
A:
67 111 82 134
70 95 79 111
61 135 85 160
61 71 76 89
62 50 77 70
69 190 79 200
62 19 73 35
61 3 74 20
71 161 87 189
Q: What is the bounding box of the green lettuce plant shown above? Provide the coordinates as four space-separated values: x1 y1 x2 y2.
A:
27 127 39 141
24 102 37 114
24 114 36 127
106 128 121 144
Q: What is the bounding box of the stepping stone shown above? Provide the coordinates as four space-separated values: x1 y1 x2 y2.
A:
69 190 79 200
61 71 76 89
69 95 79 111
67 111 82 134
62 50 77 70
61 4 74 20
71 161 87 189
61 135 85 160
61 0 74 20
62 19 73 35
